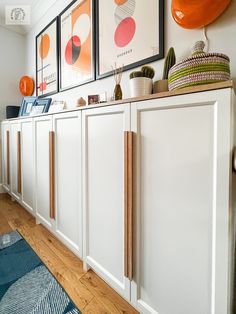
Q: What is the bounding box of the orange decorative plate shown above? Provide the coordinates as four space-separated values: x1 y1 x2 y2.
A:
172 0 231 29
19 76 34 96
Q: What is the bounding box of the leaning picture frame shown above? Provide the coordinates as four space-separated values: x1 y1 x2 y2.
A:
29 98 52 116
18 97 37 117
96 0 164 79
59 0 95 92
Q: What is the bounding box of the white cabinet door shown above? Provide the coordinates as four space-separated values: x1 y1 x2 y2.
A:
53 111 82 257
21 118 35 215
82 104 131 300
10 121 21 201
1 121 10 192
131 89 232 314
34 115 53 229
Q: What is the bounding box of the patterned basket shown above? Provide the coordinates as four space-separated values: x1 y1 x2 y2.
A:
168 41 230 91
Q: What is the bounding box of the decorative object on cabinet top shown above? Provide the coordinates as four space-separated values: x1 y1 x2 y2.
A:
19 76 34 96
172 0 231 29
48 100 66 113
29 98 52 115
18 97 37 117
168 41 230 91
129 65 155 98
153 47 176 93
112 63 124 101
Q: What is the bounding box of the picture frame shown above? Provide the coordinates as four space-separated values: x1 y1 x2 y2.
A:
96 0 164 79
36 17 59 97
59 0 95 92
18 97 37 116
29 98 52 116
48 100 66 113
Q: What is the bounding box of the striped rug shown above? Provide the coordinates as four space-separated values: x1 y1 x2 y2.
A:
0 231 81 314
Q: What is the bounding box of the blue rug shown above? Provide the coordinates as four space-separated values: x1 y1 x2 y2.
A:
0 230 81 314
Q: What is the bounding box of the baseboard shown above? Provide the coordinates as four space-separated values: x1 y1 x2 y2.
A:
0 183 6 193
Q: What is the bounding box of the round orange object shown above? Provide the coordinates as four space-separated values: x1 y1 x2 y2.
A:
19 76 34 96
39 34 50 59
115 0 127 5
172 0 231 29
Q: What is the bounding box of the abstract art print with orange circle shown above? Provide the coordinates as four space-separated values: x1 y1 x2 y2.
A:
59 0 95 91
96 0 164 78
36 18 59 97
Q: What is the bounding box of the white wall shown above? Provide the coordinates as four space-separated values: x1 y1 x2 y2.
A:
25 0 236 108
0 26 25 120
0 26 25 190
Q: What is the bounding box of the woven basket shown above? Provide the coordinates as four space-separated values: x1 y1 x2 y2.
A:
168 41 230 91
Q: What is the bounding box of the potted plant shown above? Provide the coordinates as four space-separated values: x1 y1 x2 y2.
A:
129 65 155 97
153 47 176 93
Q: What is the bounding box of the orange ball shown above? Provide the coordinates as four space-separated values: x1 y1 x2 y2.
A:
172 0 231 29
19 76 34 96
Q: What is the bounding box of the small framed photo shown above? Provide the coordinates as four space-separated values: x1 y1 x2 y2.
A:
48 100 66 113
29 98 52 115
18 97 37 116
88 94 99 105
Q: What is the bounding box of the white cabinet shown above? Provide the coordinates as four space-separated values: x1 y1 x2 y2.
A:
34 115 53 229
53 111 82 257
1 121 10 192
10 121 21 201
21 118 35 214
130 89 234 314
82 105 131 299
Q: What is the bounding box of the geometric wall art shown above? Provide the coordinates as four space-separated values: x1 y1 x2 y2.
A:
59 0 95 91
96 0 164 79
36 18 59 97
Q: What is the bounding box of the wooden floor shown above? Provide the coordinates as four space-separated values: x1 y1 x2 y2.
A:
0 194 138 314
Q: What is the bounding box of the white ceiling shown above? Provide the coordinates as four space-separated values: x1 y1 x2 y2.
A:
0 0 58 34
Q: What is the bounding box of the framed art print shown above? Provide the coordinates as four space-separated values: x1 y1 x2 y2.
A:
29 98 52 115
96 0 164 79
36 18 59 97
59 0 95 91
18 97 37 116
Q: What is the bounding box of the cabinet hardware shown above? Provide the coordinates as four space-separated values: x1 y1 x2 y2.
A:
49 131 55 219
6 130 10 185
124 131 134 280
17 131 22 194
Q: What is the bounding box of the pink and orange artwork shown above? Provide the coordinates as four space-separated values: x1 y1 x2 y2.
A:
36 18 58 96
97 0 164 78
60 0 94 90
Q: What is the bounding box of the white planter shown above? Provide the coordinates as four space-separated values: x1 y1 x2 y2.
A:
130 77 153 97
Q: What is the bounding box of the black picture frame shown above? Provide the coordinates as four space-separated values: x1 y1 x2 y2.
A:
36 17 59 98
30 98 52 115
58 0 95 92
18 97 38 117
96 0 164 79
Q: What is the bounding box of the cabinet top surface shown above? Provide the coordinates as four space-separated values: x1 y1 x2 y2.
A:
2 80 235 122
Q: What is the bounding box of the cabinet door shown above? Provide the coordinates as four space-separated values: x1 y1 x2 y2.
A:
21 118 35 215
1 122 10 192
53 111 82 257
10 121 21 201
34 116 53 229
131 90 232 314
82 104 131 299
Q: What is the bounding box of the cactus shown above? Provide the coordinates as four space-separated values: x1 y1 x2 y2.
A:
162 47 176 80
129 71 144 79
141 65 155 79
